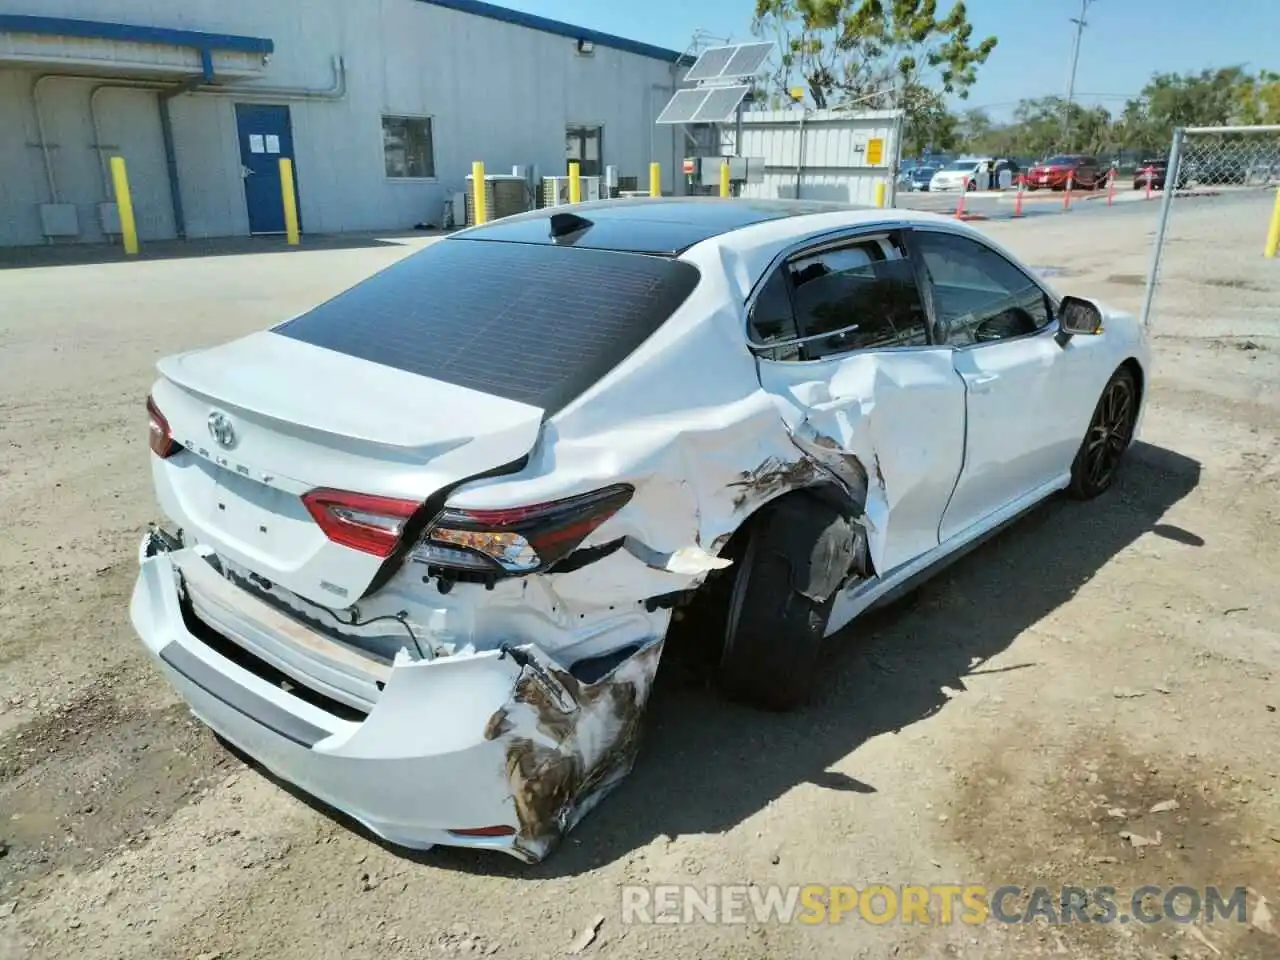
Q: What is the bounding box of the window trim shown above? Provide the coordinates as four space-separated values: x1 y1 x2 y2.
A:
744 223 912 357
744 221 1065 361
381 113 437 182
906 225 1062 350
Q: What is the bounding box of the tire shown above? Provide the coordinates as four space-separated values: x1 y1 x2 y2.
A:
1026 184 1039 192
718 499 840 711
1068 366 1138 499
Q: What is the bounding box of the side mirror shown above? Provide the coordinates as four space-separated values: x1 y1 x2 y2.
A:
1058 295 1104 336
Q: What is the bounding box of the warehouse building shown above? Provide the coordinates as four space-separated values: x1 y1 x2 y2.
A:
0 0 688 246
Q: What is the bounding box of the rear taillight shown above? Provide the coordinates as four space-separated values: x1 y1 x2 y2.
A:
302 488 421 558
412 484 633 575
146 395 179 459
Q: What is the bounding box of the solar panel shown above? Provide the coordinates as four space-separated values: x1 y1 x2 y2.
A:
682 45 737 82
656 88 711 125
721 42 775 79
689 84 752 124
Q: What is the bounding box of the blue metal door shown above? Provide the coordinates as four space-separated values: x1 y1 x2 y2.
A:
234 104 298 235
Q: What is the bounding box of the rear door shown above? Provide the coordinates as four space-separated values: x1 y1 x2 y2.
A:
750 229 967 576
910 228 1101 542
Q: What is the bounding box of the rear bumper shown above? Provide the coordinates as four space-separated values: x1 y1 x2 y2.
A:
130 543 663 862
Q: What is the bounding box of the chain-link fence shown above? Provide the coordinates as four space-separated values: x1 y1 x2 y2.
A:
1140 125 1280 342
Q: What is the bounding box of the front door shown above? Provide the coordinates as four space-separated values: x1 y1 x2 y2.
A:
910 229 1098 542
234 104 298 235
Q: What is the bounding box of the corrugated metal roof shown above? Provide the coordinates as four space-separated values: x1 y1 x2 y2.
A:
418 0 684 64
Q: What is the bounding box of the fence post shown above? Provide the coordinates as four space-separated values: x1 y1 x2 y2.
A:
568 161 581 203
1139 127 1185 327
649 161 661 198
720 160 731 198
1013 175 1024 218
1063 173 1073 210
108 156 138 255
1265 185 1280 258
955 179 968 218
279 158 300 246
471 161 487 224
1145 166 1154 201
1107 168 1116 206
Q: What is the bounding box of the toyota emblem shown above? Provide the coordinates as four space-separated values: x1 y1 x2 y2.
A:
207 411 237 449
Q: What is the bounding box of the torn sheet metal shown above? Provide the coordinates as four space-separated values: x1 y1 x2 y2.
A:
755 349 967 574
496 638 664 860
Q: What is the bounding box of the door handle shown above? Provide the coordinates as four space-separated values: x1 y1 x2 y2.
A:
968 372 999 394
241 165 254 179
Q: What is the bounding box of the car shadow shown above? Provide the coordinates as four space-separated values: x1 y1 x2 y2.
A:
229 440 1201 879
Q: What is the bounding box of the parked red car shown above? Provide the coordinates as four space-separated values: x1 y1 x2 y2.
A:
1025 155 1103 191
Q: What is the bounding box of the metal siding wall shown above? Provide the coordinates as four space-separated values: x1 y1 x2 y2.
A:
169 95 246 238
0 0 680 242
737 109 900 206
96 87 174 240
0 69 44 245
0 72 172 244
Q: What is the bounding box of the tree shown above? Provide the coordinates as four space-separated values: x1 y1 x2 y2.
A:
751 0 997 112
1235 70 1280 125
957 107 994 149
901 84 960 154
1118 67 1254 151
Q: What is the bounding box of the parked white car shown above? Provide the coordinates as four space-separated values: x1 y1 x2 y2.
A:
133 199 1149 862
930 158 988 192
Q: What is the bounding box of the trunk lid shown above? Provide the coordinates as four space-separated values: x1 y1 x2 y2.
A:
151 331 543 606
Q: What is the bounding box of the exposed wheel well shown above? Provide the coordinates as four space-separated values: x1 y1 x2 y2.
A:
663 483 868 672
1120 356 1145 416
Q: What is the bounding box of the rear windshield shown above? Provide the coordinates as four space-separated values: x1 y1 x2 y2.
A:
1043 155 1078 165
274 239 700 414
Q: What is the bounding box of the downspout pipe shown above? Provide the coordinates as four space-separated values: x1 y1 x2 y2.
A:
203 55 346 101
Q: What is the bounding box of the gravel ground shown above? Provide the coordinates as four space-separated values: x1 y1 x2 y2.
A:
2 197 1278 960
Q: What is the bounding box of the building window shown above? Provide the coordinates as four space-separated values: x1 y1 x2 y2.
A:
383 116 435 179
566 125 603 177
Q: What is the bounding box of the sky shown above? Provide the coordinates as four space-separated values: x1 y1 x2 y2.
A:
492 0 1277 121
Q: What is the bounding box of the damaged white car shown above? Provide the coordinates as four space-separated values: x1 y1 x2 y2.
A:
132 199 1149 862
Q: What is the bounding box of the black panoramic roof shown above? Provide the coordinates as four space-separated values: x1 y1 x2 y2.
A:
453 197 858 255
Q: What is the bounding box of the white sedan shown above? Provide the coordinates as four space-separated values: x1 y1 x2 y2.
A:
132 199 1149 862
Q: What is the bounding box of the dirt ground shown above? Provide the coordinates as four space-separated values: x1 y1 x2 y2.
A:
2 197 1278 960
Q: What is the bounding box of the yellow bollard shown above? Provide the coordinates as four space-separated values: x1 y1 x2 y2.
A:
568 161 581 203
1265 186 1280 258
874 181 887 209
109 156 138 255
649 161 661 198
472 161 487 224
279 158 300 246
720 160 731 198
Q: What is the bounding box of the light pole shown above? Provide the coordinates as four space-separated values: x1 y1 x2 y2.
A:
1061 0 1095 147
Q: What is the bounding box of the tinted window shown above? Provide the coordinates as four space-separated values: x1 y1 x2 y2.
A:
275 239 699 413
915 232 1051 346
1043 155 1078 166
787 237 929 357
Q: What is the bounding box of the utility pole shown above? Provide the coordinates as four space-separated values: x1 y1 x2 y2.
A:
1061 0 1094 148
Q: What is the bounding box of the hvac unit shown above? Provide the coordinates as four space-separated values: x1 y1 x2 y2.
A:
540 175 602 207
462 173 531 226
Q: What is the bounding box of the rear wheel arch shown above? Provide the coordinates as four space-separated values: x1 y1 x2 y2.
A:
665 483 870 708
